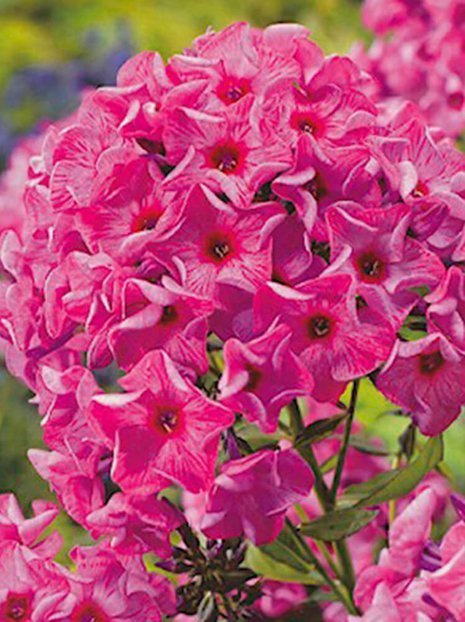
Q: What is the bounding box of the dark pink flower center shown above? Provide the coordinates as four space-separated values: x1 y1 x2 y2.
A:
308 315 333 339
448 92 464 110
217 77 251 104
245 365 262 391
304 173 327 200
136 138 166 156
204 233 235 264
153 407 183 435
291 112 324 137
357 252 385 283
419 351 444 375
208 143 242 174
71 601 109 622
159 305 178 325
3 593 31 621
131 204 162 232
412 181 429 198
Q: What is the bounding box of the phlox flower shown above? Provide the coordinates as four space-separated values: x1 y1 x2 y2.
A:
200 449 313 545
87 350 234 493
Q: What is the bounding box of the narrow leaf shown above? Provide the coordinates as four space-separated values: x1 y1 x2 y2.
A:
295 413 347 448
340 436 443 508
300 508 378 541
349 435 391 457
245 545 323 585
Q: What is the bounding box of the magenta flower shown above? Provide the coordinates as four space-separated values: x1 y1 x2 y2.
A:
3 18 465 620
0 494 61 560
271 212 324 286
153 184 284 301
0 545 71 622
354 488 438 616
108 275 213 374
164 95 292 206
326 201 445 327
68 543 175 621
200 449 313 545
427 266 465 354
376 333 465 435
219 322 314 433
169 22 305 111
87 493 183 557
255 274 395 402
28 447 105 527
87 350 234 493
272 135 380 237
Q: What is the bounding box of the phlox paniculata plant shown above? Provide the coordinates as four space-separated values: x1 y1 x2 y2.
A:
1 20 465 621
355 0 465 138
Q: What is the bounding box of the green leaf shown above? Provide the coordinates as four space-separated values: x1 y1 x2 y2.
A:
295 413 347 448
349 435 391 457
245 522 324 585
320 454 338 475
245 545 323 585
300 508 378 541
340 436 443 508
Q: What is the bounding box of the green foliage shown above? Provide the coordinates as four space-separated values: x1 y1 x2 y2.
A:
341 436 444 508
295 412 348 448
245 522 324 584
300 508 378 541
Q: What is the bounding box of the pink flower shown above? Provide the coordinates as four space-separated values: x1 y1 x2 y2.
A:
169 22 304 111
219 322 314 433
108 276 213 375
350 583 401 622
425 547 465 621
200 449 313 545
270 212 325 286
354 488 438 618
68 543 175 621
75 157 185 261
255 274 395 402
427 266 465 353
0 494 61 560
326 201 445 328
28 447 105 527
87 493 183 557
164 95 292 206
268 81 377 150
87 350 234 493
35 364 100 454
272 136 379 237
254 580 307 619
376 333 465 435
152 184 284 301
0 544 71 622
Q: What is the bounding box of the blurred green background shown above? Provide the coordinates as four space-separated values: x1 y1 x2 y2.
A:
1 0 464 563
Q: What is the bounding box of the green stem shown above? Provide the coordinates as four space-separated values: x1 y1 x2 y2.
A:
314 540 343 581
289 399 360 614
334 540 356 593
330 380 360 506
289 400 332 511
297 530 358 615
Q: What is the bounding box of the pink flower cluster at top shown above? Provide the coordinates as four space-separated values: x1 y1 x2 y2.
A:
355 0 465 137
1 20 465 620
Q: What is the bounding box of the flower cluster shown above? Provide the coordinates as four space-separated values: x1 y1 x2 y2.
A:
1 20 465 620
355 0 465 137
0 493 176 621
353 490 465 621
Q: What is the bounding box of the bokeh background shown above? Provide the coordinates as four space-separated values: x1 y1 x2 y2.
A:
1 0 464 561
